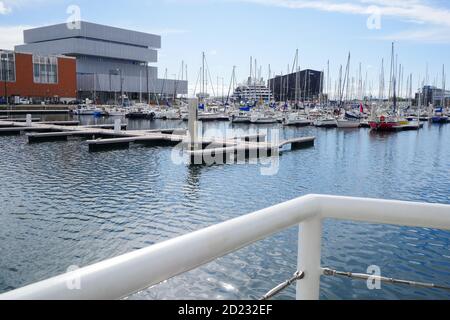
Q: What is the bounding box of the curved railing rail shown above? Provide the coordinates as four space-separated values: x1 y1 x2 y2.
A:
1 195 450 300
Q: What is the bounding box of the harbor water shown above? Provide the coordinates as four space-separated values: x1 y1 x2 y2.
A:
0 115 449 300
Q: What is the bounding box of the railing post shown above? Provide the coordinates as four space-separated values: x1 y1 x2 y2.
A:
296 217 322 300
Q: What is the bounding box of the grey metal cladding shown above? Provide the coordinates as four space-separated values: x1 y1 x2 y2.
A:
75 56 158 79
77 74 188 95
15 38 158 62
23 21 161 49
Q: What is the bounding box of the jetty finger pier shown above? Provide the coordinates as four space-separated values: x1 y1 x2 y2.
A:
0 107 315 165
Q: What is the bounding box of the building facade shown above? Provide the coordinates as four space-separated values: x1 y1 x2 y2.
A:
268 69 323 102
232 77 273 103
416 85 450 107
0 50 77 103
15 21 187 104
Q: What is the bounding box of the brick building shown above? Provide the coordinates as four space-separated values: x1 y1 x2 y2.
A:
0 50 77 104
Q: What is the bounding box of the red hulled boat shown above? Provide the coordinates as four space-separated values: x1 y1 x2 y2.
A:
369 115 400 131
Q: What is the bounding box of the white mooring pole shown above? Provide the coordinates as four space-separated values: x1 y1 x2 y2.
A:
188 98 199 151
114 118 121 134
296 217 323 300
26 114 32 127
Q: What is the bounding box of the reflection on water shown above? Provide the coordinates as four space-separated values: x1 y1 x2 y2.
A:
0 114 449 299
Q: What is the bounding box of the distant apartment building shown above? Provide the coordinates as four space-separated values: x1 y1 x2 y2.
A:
15 21 188 104
268 69 323 102
232 77 273 103
0 49 77 104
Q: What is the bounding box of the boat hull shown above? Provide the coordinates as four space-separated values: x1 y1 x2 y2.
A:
284 120 311 127
198 117 230 122
251 119 278 124
431 116 448 124
315 120 337 128
231 118 252 124
337 120 360 128
126 112 155 120
369 121 399 131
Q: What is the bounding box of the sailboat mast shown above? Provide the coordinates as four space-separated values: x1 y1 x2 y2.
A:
388 42 394 103
327 60 330 105
443 64 446 107
358 62 362 101
380 58 385 101
202 52 205 103
254 58 257 103
268 64 271 103
391 43 397 114
338 65 342 106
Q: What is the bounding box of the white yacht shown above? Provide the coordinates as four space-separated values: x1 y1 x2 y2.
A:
250 112 278 124
198 105 230 122
336 118 360 128
107 106 128 117
72 105 106 116
231 112 252 124
283 113 311 127
314 118 337 128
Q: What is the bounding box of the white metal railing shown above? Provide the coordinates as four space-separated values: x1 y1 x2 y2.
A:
1 194 450 300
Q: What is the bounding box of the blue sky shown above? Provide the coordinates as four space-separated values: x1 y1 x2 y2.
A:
1 0 450 96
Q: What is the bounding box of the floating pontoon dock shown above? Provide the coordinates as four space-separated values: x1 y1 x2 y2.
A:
0 111 316 163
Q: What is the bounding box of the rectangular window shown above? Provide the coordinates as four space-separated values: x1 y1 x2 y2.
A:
33 55 58 84
0 51 16 82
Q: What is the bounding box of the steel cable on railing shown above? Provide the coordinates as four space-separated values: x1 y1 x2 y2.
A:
261 268 450 300
260 271 305 300
322 268 450 292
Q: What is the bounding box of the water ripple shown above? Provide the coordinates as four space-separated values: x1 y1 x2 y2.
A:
0 118 449 299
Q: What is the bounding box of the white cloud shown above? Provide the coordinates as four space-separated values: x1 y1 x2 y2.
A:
0 0 57 14
376 28 450 44
230 0 450 28
147 28 190 36
0 1 11 14
0 25 30 50
207 49 218 56
220 0 450 43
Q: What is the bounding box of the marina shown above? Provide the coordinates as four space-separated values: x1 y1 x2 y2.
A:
0 113 315 157
0 114 449 300
1 1 450 304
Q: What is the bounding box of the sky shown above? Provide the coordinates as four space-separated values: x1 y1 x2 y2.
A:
1 0 450 97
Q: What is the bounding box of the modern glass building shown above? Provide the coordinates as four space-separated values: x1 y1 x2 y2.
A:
268 69 323 102
15 21 188 104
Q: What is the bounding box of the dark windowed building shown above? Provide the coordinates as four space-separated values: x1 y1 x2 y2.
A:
416 85 450 107
268 69 323 102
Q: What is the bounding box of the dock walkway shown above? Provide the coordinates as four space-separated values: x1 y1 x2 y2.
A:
0 118 315 163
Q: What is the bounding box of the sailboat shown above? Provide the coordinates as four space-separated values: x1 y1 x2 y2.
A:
337 118 360 128
432 65 449 123
336 53 360 129
231 105 252 123
231 112 252 123
314 117 338 128
250 111 278 124
283 113 311 127
432 107 449 123
369 43 401 131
